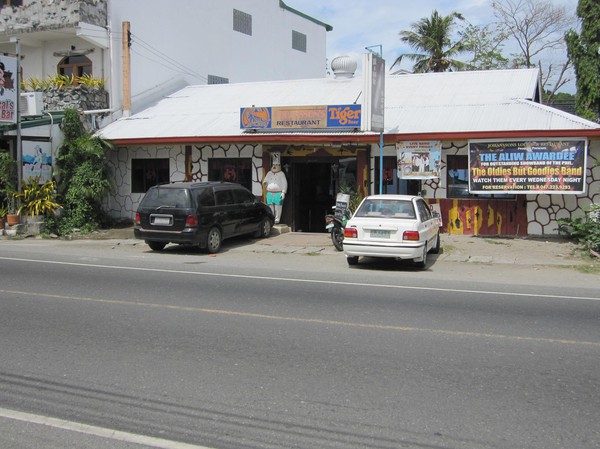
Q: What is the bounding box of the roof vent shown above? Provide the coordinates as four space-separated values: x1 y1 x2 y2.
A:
331 55 357 79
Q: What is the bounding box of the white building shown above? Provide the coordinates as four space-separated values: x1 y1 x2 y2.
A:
98 62 600 236
0 0 331 123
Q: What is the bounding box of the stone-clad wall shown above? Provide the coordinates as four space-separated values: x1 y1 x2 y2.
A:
105 143 265 221
527 140 599 235
188 143 265 197
105 145 187 221
0 0 106 35
42 86 108 112
374 140 599 236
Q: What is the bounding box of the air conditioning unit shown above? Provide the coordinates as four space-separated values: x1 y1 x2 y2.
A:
20 92 44 116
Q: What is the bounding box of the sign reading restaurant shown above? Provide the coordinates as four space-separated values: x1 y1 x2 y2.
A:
469 139 587 194
240 105 361 130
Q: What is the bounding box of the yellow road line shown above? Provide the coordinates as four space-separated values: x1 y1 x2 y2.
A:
2 288 599 348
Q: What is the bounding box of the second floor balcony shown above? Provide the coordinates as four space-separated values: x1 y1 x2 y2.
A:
0 0 107 40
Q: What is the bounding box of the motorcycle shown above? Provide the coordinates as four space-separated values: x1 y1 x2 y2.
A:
325 204 352 251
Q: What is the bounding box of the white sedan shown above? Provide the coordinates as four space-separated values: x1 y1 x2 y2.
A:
343 194 441 268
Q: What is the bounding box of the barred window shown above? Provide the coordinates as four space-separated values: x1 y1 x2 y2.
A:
132 159 170 193
208 158 252 191
233 9 252 36
207 75 229 85
292 30 307 53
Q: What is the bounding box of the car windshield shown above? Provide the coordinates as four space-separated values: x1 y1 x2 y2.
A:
141 188 191 208
355 199 416 219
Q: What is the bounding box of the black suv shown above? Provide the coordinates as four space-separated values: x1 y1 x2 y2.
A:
134 182 274 253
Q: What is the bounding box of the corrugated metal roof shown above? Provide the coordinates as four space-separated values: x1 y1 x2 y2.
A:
98 68 600 142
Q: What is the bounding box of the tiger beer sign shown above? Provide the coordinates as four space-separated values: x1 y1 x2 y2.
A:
240 105 361 130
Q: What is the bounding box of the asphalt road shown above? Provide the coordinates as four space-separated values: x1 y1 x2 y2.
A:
0 239 599 449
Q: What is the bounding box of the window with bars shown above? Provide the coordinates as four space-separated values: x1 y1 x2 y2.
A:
207 75 229 85
132 159 170 193
233 9 252 36
292 30 307 52
208 158 252 191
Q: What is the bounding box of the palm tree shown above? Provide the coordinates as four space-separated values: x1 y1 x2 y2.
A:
392 10 467 73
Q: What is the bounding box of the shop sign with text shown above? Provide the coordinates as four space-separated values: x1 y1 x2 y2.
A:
469 139 587 194
0 55 17 123
240 105 361 130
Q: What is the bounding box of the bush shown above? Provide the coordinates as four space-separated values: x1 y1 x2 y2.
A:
558 204 600 253
49 109 113 236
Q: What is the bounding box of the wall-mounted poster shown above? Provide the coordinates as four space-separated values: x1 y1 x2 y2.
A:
23 140 53 183
396 141 442 179
469 139 587 194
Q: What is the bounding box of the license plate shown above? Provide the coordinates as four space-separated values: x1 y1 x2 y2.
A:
370 230 390 238
152 216 172 226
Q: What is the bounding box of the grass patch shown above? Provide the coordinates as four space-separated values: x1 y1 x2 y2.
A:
483 238 511 245
574 263 600 274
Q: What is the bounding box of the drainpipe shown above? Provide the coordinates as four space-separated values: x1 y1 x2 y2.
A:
43 111 54 179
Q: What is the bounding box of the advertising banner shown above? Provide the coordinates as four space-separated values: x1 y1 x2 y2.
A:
362 53 385 132
0 55 17 123
240 105 361 130
396 141 442 179
469 140 587 194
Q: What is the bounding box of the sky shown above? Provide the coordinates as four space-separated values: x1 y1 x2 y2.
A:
285 0 579 92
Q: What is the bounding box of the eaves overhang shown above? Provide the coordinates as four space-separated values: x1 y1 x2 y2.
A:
0 111 64 135
107 133 379 146
387 129 600 141
107 128 600 147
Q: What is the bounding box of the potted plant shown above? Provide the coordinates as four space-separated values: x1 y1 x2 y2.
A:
16 176 61 220
0 152 19 225
0 203 6 230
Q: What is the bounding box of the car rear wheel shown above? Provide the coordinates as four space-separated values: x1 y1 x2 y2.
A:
254 218 272 238
346 256 359 266
206 227 222 254
147 241 166 251
414 244 427 269
430 232 441 254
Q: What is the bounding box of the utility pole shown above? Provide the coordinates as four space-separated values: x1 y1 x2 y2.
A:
15 38 22 194
122 21 131 117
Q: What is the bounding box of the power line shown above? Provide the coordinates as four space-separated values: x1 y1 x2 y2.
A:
129 32 208 82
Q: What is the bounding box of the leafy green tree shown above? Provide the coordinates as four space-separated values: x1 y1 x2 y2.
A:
459 23 510 70
565 0 600 122
392 10 468 73
50 109 114 234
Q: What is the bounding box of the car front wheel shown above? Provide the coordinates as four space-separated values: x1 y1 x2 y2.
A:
254 218 272 238
206 227 222 254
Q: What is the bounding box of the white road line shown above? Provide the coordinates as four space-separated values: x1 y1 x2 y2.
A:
0 407 213 449
1 256 599 302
